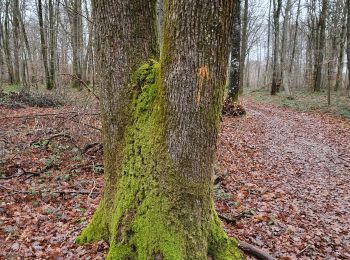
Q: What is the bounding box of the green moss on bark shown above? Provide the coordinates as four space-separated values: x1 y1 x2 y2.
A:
77 61 243 259
208 209 242 259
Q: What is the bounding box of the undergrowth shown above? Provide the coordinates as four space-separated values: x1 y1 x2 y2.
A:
248 88 350 119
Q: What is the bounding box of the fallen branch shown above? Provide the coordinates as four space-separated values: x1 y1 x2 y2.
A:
68 117 102 131
0 111 100 120
83 142 103 153
59 73 99 100
0 184 99 195
238 240 276 260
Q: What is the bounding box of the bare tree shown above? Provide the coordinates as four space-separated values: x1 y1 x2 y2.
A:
314 0 328 92
271 0 282 95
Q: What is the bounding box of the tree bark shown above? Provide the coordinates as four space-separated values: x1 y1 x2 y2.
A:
12 0 21 84
239 0 248 93
48 0 57 89
264 0 272 85
227 0 241 102
280 0 292 96
38 0 52 89
66 0 84 88
77 0 243 259
347 0 350 92
270 0 282 95
313 0 328 92
3 1 14 84
335 6 347 91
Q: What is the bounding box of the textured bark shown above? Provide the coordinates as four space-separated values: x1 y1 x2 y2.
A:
239 0 248 93
280 0 292 96
271 0 282 95
3 1 14 84
264 0 272 85
227 0 241 102
335 8 347 91
313 0 328 92
66 0 84 88
38 0 52 89
0 5 6 80
12 0 21 84
77 0 242 259
347 0 350 92
289 0 301 73
48 0 57 89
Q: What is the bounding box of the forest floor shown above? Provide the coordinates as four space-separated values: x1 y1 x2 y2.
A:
0 95 349 259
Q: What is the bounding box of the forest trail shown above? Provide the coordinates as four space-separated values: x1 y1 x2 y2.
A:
217 98 350 259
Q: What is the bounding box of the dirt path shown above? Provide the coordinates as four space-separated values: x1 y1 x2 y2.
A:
217 99 350 259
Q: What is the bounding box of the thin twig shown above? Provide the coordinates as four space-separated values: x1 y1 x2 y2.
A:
296 245 311 256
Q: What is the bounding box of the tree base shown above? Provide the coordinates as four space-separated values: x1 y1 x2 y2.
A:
77 62 243 259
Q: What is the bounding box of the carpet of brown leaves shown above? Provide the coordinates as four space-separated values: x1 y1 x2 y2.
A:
0 97 349 259
216 98 350 259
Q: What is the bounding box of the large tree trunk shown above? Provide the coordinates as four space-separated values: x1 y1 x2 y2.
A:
77 0 242 259
227 0 241 102
313 0 328 92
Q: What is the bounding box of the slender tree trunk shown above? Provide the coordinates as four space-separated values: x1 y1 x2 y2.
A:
3 1 14 84
280 0 292 96
314 0 328 92
264 0 272 86
227 0 241 102
347 0 350 93
12 0 21 84
18 1 33 88
48 0 56 89
0 5 6 81
38 0 52 89
335 7 346 91
289 0 301 73
77 0 242 259
239 0 248 93
67 0 84 88
271 0 282 95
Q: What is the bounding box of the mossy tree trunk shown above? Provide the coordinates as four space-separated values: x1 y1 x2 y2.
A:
77 0 242 259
